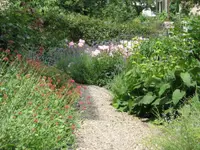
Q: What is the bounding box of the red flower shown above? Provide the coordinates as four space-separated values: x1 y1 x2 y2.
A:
64 105 70 109
68 115 73 119
71 124 76 130
34 119 38 123
3 57 9 61
17 54 22 60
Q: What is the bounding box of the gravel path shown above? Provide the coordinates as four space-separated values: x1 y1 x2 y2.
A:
75 85 155 150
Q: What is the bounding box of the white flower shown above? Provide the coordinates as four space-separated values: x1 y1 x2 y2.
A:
117 45 124 49
91 49 101 57
109 52 113 57
78 42 84 47
98 45 109 51
79 39 85 44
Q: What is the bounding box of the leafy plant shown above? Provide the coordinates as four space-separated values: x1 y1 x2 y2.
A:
111 33 200 118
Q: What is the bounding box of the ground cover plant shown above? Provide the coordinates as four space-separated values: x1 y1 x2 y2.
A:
0 52 82 149
149 100 200 150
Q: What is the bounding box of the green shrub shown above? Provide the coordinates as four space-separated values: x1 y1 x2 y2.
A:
57 52 125 86
0 58 80 149
63 13 162 44
111 35 200 118
149 100 200 150
0 1 68 54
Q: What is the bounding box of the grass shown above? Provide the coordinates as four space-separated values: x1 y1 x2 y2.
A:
149 100 200 150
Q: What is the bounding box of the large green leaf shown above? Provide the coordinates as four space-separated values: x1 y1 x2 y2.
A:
180 72 195 87
172 89 186 105
139 92 156 105
128 99 134 110
159 83 171 97
191 93 199 101
152 97 166 105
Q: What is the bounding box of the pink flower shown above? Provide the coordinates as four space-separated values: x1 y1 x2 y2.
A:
77 85 82 89
69 79 75 83
5 49 10 54
78 101 84 105
69 41 74 47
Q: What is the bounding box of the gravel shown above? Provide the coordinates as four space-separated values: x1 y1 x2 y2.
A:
75 85 157 150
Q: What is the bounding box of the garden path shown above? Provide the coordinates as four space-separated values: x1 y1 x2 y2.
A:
75 85 155 150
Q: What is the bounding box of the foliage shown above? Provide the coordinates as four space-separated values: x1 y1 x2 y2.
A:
111 27 200 118
64 13 162 44
59 0 107 16
0 0 162 55
149 101 200 150
58 0 156 20
0 0 68 54
0 54 80 149
57 52 125 86
99 1 137 22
